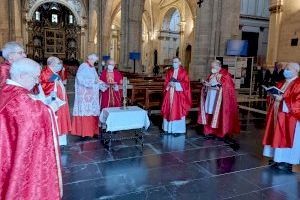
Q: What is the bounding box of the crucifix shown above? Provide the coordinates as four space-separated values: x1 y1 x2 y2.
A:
122 77 128 109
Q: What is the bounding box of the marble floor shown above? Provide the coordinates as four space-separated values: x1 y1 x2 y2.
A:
61 109 300 200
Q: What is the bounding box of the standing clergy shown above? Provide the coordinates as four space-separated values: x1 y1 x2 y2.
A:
100 59 123 109
263 63 300 172
0 42 26 88
0 58 62 199
72 54 106 137
198 60 240 139
161 57 191 134
40 56 72 145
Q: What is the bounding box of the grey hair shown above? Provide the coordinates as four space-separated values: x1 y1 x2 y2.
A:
10 58 41 80
87 53 99 62
212 60 221 67
2 42 24 60
287 62 300 72
47 56 59 66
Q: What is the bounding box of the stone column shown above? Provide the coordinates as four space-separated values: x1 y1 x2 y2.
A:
189 0 214 81
120 0 145 72
0 0 10 48
266 0 283 65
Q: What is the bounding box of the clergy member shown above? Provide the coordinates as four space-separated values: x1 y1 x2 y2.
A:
100 59 123 109
0 42 26 88
0 58 62 199
72 54 106 137
198 60 240 139
161 57 191 134
263 62 300 172
40 56 72 145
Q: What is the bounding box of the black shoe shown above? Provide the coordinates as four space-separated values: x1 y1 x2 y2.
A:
268 159 275 165
275 162 293 172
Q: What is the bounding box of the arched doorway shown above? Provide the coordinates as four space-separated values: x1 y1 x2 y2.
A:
185 45 192 71
26 2 80 63
154 50 158 66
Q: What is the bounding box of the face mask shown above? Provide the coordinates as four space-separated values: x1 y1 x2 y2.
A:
108 65 114 71
283 69 294 79
53 63 63 72
211 68 220 74
173 63 179 69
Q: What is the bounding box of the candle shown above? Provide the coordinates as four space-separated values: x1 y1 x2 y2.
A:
122 77 127 98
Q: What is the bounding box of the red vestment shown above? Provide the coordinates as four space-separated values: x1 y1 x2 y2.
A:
198 69 240 137
40 66 72 135
100 69 123 109
263 78 300 148
0 84 62 200
0 61 11 88
161 66 192 121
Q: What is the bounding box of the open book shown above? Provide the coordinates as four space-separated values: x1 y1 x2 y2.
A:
262 85 284 95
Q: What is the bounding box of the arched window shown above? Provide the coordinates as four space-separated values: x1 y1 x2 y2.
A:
35 11 41 21
169 10 180 32
69 15 74 24
51 14 58 23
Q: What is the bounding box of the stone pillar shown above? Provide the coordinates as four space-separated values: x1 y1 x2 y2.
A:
88 0 97 53
179 21 186 62
120 0 145 72
98 0 113 62
189 0 214 81
266 0 283 65
0 0 10 48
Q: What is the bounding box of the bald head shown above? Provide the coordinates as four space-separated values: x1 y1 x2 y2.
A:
285 62 300 79
10 58 41 90
211 60 221 74
172 57 181 69
2 41 26 63
47 56 62 72
87 53 99 66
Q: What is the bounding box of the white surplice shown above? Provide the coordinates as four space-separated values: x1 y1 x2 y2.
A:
163 68 186 134
204 74 219 114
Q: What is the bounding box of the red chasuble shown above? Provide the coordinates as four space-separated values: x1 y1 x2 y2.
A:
161 66 192 121
40 66 72 135
0 61 11 88
263 78 300 148
198 69 240 137
100 69 123 109
0 84 62 200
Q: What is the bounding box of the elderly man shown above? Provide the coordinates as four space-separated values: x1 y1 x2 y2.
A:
198 60 240 139
0 58 62 199
161 57 191 134
0 42 26 88
263 62 300 172
100 59 123 109
72 54 106 137
40 56 72 145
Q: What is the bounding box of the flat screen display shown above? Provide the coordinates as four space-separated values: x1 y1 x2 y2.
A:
226 40 248 56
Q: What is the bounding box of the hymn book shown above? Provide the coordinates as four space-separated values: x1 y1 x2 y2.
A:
262 85 284 95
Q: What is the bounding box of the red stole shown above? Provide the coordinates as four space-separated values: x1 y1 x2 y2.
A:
161 66 192 121
263 78 300 148
0 61 11 88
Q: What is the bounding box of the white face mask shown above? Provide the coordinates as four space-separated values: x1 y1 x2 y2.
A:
173 63 180 69
211 68 220 74
108 65 114 71
53 63 63 73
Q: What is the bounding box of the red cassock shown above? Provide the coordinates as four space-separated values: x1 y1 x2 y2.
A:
40 66 72 135
263 78 300 148
198 69 240 137
161 66 192 121
0 84 62 200
100 69 123 109
0 61 10 88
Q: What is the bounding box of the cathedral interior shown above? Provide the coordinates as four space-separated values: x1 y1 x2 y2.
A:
2 0 300 199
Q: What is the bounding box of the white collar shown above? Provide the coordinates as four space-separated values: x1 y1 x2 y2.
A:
6 79 27 89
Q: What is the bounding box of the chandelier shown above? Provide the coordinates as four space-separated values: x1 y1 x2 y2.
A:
197 0 204 8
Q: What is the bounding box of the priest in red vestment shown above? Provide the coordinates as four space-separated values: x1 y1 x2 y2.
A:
100 59 123 109
0 42 26 88
40 56 72 145
0 58 62 200
198 60 240 139
263 62 300 172
161 57 191 134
